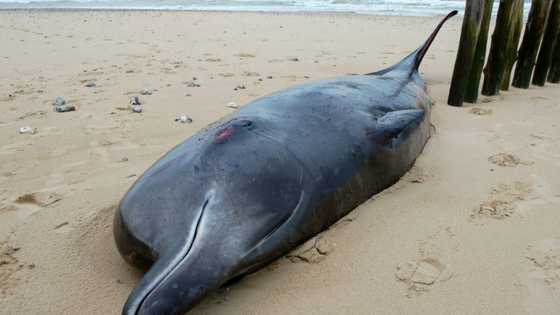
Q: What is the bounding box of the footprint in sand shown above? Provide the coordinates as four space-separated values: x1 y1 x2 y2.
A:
488 153 522 167
489 153 535 167
469 107 492 116
10 191 63 221
470 181 533 221
521 239 560 314
14 192 62 208
75 205 141 284
395 226 456 297
0 240 34 298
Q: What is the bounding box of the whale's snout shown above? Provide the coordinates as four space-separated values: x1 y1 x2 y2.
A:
119 191 235 315
122 240 230 315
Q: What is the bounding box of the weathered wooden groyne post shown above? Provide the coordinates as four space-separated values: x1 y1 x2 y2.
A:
465 0 495 103
448 0 485 106
449 0 560 106
533 0 560 86
481 0 524 95
549 37 560 83
512 0 553 88
501 0 524 91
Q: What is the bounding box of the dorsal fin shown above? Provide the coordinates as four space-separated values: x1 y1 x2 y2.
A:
367 10 458 77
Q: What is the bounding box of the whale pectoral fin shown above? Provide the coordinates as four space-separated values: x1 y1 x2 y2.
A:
372 109 425 145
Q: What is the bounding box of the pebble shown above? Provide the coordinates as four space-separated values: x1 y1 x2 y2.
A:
185 81 201 88
131 105 143 113
234 85 246 91
130 96 141 106
84 81 96 88
53 96 66 106
54 105 76 113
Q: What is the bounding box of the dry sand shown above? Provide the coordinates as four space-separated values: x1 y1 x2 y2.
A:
1 10 560 315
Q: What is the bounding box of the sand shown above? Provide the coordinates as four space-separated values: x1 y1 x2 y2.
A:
1 10 559 315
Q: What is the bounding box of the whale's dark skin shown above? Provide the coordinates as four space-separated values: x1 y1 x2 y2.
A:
114 11 457 315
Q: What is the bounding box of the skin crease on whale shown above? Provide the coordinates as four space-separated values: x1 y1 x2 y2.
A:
113 10 458 315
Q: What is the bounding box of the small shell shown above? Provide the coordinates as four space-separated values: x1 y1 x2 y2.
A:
175 115 193 123
19 126 36 134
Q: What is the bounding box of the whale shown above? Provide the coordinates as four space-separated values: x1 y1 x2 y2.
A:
114 11 457 315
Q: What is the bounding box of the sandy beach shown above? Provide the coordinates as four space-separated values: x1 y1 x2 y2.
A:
1 10 560 315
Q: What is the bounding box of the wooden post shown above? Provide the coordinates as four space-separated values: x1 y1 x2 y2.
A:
549 34 560 83
501 0 524 91
448 0 485 106
482 0 523 95
465 0 495 103
512 0 553 88
533 0 560 86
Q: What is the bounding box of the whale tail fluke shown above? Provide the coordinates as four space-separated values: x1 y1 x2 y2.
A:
367 10 458 76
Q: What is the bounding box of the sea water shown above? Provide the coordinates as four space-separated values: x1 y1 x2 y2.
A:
0 0 531 17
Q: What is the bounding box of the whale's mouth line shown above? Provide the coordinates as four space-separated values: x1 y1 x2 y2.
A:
133 196 210 315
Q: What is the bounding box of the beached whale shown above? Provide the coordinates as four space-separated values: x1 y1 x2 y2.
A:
114 10 457 315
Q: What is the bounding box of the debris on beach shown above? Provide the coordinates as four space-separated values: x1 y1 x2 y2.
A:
287 57 300 62
52 96 75 112
18 126 36 134
226 102 238 109
131 105 143 113
140 89 152 95
175 115 193 124
236 53 256 58
244 71 260 77
185 81 201 88
54 222 69 230
52 96 65 106
234 85 246 91
84 81 96 88
54 105 76 113
130 96 141 106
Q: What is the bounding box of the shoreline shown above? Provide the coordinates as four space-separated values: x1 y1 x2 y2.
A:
1 9 559 315
0 7 457 17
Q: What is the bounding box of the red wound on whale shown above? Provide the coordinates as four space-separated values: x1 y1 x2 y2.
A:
214 126 235 143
